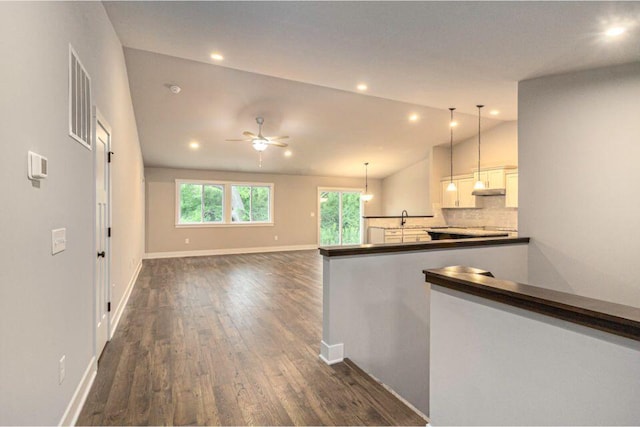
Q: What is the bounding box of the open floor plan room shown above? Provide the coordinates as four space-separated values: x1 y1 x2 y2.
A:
2 1 639 426
77 251 426 426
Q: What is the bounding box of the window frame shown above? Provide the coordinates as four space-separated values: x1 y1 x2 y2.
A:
175 179 274 228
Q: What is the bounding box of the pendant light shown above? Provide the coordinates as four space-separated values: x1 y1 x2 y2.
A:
473 104 486 190
361 162 374 202
446 107 457 192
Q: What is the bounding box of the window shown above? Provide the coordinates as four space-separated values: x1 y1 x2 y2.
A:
231 185 271 223
176 180 273 226
179 183 224 224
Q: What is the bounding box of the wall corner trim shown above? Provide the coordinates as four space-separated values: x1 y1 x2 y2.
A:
319 340 344 365
144 244 318 260
58 356 96 426
110 259 142 339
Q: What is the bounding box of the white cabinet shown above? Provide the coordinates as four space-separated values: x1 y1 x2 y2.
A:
368 227 431 244
441 175 477 208
473 167 516 190
401 228 431 243
505 172 518 208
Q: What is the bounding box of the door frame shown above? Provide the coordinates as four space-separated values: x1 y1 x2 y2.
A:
317 187 365 246
93 107 112 357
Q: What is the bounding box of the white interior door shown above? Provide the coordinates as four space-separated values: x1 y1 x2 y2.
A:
95 112 111 357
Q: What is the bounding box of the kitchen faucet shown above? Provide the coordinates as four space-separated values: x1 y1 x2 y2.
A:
401 210 408 227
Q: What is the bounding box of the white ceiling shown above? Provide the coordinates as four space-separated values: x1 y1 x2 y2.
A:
104 1 640 177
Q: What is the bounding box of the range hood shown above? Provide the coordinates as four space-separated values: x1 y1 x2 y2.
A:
472 188 506 196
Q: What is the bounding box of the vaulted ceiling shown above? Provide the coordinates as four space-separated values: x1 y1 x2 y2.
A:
105 1 640 177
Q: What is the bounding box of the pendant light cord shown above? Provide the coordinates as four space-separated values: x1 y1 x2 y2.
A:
364 162 369 193
449 108 455 182
477 104 484 177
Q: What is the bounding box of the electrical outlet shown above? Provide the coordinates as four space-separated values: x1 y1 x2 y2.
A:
185 238 190 244
59 355 65 385
274 235 278 241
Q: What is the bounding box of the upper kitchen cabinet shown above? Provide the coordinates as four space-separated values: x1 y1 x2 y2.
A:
441 175 477 208
505 171 518 208
473 166 517 190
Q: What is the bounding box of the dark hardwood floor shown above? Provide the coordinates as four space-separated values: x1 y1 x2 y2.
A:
77 250 426 426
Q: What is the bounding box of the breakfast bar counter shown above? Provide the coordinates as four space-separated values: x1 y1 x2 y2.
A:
318 235 530 416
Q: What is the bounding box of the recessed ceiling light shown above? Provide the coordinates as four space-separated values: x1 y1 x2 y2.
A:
605 27 626 37
356 83 368 91
409 113 419 122
210 52 224 61
284 150 292 157
489 110 500 116
189 141 200 149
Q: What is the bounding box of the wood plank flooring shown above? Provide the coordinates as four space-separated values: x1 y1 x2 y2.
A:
77 250 426 426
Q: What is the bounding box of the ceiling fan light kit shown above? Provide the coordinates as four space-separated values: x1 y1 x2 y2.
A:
226 117 290 166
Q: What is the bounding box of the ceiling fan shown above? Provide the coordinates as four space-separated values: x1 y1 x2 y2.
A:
226 117 289 152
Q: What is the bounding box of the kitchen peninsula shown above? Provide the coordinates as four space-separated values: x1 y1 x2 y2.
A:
318 236 529 416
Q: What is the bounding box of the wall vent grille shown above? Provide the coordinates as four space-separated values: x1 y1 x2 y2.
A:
69 45 92 149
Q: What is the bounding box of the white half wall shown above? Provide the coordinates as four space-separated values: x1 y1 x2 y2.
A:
430 285 640 425
0 3 144 424
322 243 529 415
518 62 640 306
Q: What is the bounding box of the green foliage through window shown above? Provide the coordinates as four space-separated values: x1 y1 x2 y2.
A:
320 190 362 246
231 185 271 222
179 183 223 224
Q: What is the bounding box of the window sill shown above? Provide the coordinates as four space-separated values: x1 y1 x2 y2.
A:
175 222 275 229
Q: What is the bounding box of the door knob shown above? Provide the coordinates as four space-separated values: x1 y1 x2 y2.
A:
97 251 106 258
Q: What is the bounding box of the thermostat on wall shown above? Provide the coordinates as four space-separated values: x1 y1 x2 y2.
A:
28 151 48 180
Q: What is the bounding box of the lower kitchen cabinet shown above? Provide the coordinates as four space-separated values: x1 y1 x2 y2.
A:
368 227 431 244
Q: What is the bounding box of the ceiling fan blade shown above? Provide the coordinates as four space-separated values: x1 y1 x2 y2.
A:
267 140 288 148
267 135 289 141
242 131 257 138
225 138 252 142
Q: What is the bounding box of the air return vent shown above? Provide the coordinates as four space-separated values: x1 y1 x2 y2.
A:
68 45 92 149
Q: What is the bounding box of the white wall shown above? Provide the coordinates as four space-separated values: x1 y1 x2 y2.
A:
0 3 144 425
430 285 640 425
322 243 529 415
145 167 382 254
519 62 640 306
451 121 517 175
382 157 431 216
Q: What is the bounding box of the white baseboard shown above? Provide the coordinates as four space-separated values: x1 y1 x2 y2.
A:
144 244 318 259
365 367 430 423
109 259 142 339
319 340 344 365
58 356 96 426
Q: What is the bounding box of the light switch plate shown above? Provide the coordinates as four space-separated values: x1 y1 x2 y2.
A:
52 228 66 255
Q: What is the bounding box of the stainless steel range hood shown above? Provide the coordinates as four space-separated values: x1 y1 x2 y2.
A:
472 188 506 196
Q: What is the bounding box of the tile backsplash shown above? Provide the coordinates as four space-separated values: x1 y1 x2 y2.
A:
442 196 517 230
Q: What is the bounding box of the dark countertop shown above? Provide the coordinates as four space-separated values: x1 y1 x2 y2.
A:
424 266 640 341
318 236 529 257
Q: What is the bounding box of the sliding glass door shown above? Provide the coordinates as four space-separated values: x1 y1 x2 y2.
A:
318 189 363 246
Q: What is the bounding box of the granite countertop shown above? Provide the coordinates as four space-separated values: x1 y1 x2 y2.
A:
428 227 509 237
369 226 515 236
